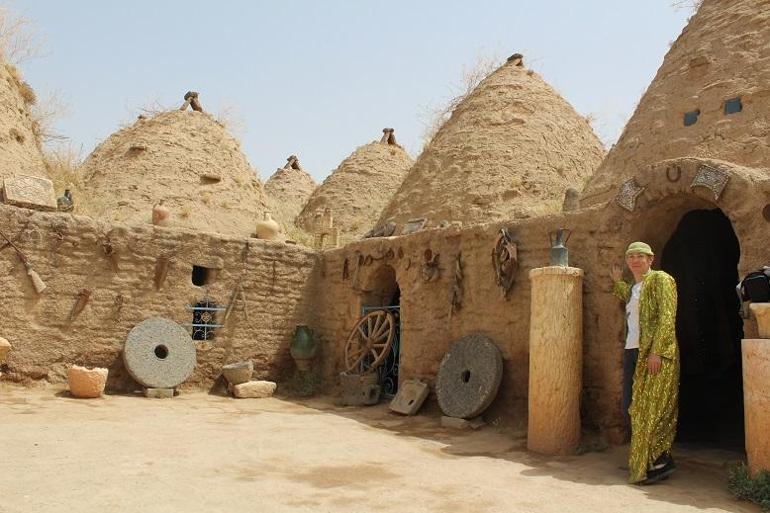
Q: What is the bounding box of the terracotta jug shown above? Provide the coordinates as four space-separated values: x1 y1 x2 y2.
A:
255 212 281 240
152 200 170 226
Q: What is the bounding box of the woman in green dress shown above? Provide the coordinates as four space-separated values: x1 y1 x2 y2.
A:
612 241 680 485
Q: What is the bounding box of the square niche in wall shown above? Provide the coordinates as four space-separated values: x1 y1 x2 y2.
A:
683 109 700 127
724 97 742 115
192 265 215 287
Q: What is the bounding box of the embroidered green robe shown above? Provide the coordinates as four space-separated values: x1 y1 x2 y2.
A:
613 270 680 483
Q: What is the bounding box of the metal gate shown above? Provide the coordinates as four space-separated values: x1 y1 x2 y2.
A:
360 305 400 398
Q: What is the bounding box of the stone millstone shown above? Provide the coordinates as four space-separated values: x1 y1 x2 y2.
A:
436 333 503 419
123 318 196 388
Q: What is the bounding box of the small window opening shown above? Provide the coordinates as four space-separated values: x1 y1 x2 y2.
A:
684 110 700 127
192 265 211 286
724 98 742 115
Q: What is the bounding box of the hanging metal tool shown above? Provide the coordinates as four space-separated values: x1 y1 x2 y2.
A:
0 228 47 294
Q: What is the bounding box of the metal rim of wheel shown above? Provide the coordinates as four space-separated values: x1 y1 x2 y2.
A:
344 311 396 373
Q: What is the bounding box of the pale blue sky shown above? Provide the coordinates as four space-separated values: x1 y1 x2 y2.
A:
17 1 691 183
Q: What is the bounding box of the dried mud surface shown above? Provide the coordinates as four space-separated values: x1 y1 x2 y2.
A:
0 384 756 513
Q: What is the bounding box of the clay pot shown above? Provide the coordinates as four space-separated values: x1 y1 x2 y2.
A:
290 325 317 371
749 303 770 338
255 212 281 240
0 337 10 365
67 365 108 398
222 361 253 386
152 201 170 226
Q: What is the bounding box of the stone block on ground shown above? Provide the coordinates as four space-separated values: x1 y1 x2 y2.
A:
0 337 10 365
67 365 108 398
389 379 429 415
144 387 175 399
340 372 381 406
2 175 57 211
233 380 277 398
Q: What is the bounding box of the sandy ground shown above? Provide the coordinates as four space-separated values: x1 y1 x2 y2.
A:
0 384 758 513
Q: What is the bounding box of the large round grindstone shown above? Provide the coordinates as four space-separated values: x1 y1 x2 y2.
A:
123 318 196 388
436 333 503 419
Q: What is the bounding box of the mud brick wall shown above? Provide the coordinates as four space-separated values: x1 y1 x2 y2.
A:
313 162 769 441
0 204 319 390
313 208 627 436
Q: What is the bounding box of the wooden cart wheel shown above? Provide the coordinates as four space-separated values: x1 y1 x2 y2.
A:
344 311 396 373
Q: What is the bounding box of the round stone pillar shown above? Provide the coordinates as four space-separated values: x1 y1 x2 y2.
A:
742 338 770 476
527 266 583 455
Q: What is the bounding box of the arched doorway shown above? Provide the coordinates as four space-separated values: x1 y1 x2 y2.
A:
360 265 401 397
660 208 744 448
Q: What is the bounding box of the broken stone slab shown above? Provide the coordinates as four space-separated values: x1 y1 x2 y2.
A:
441 416 485 430
67 365 108 398
144 387 174 399
389 379 430 415
232 380 277 398
2 175 57 211
0 337 10 365
401 217 427 235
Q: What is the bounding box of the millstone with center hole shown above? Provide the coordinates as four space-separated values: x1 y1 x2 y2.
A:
123 317 196 388
436 333 503 419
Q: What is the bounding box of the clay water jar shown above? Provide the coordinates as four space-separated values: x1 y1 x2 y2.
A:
290 325 317 371
255 212 280 240
152 201 170 226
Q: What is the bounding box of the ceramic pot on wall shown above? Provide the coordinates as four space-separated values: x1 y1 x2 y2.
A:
290 325 317 371
255 212 281 240
152 200 170 226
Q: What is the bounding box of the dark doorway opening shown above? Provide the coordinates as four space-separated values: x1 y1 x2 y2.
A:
660 208 744 449
361 266 401 397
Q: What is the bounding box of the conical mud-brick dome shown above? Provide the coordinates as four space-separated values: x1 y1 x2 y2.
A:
79 109 268 237
296 129 413 241
378 55 604 232
581 0 770 206
0 62 47 181
264 155 317 228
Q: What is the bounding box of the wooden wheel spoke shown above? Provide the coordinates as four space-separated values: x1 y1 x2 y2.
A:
372 342 388 348
370 348 379 360
372 317 390 339
375 328 391 343
348 345 365 358
357 325 367 341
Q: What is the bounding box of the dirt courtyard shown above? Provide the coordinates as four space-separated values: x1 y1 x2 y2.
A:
0 384 757 513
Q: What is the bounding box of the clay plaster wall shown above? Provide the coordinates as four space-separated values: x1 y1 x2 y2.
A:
0 204 318 390
313 160 769 440
582 0 770 205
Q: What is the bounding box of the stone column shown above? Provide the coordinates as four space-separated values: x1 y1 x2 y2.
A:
527 266 583 455
743 338 770 476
